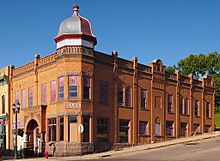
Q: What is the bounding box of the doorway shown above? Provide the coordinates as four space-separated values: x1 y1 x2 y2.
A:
26 119 39 153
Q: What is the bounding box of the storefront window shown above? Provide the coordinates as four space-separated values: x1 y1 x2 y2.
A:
97 118 108 142
48 118 56 142
120 119 130 143
139 121 148 135
166 121 174 137
59 117 64 141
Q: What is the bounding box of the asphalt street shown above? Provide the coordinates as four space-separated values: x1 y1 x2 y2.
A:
110 136 220 161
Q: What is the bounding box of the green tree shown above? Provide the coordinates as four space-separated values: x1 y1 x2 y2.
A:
176 51 220 108
166 66 176 73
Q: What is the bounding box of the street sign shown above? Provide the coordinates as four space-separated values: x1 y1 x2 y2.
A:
78 124 84 133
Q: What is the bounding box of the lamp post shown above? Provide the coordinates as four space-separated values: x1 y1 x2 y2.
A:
12 102 20 159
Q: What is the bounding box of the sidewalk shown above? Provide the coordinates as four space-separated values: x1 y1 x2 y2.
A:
8 131 220 161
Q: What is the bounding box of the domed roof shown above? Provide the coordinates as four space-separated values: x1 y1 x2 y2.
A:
57 4 95 37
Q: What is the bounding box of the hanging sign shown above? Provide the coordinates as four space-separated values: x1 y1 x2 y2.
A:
78 124 84 133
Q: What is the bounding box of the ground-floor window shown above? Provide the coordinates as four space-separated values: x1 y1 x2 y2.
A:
0 124 6 150
166 121 174 137
155 123 161 136
59 116 64 141
120 119 130 143
97 118 109 143
48 118 56 142
193 124 200 133
205 125 211 133
180 122 188 137
139 121 148 135
83 116 90 142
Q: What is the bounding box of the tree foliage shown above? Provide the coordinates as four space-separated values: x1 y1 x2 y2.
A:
176 51 220 108
165 66 176 73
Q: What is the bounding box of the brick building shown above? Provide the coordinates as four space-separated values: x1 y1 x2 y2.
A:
9 4 215 156
0 66 12 150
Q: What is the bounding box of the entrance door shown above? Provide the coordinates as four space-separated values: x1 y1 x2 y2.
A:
83 116 90 142
69 116 77 142
26 120 39 152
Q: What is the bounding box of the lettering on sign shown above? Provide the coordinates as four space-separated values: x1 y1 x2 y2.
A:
65 103 81 108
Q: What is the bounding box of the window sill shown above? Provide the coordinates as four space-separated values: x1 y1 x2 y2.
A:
50 102 57 105
168 112 175 115
82 99 92 102
69 98 79 101
205 117 212 119
154 135 163 138
117 103 124 106
165 135 175 138
118 105 133 109
140 108 150 111
139 134 150 137
194 116 201 118
180 114 190 116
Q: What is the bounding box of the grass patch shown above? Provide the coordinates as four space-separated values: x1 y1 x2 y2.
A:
215 110 220 128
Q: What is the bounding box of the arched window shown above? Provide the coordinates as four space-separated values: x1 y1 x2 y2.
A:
2 95 5 114
125 86 131 107
117 85 124 105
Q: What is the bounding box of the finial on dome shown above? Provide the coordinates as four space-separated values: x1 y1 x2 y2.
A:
73 4 79 15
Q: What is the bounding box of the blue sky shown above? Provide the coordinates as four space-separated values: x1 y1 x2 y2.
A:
0 0 219 68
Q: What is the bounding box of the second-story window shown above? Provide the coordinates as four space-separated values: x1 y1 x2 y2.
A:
58 77 64 100
15 91 20 104
41 83 47 105
28 87 33 107
83 76 91 99
179 96 183 115
22 89 26 108
69 76 78 99
194 100 199 117
50 80 56 103
125 86 131 107
184 98 189 115
99 81 108 104
168 94 173 113
117 85 124 105
206 102 211 118
141 89 147 109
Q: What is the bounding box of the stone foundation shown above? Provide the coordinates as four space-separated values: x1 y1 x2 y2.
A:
112 143 132 151
46 142 94 157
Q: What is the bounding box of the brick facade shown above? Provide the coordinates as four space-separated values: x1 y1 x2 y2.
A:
7 4 216 157
8 47 215 156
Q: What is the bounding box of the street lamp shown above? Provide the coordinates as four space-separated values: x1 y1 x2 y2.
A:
12 102 20 159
